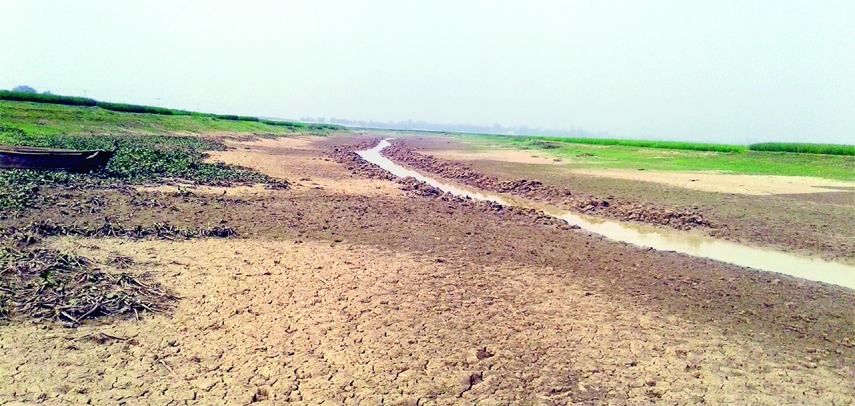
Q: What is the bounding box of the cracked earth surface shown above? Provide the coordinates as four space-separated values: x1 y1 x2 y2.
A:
1 135 854 405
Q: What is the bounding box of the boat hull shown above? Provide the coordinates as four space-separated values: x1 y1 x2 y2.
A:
0 146 115 172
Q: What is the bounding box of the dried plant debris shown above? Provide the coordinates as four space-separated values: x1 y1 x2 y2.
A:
0 218 235 324
0 244 176 325
107 252 135 269
23 220 238 240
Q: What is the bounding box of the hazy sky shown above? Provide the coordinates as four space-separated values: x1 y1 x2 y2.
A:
2 1 853 144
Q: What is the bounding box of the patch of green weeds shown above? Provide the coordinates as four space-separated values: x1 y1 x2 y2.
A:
438 133 855 181
0 127 287 213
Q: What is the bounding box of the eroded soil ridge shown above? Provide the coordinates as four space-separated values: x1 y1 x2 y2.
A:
328 139 395 181
329 140 577 232
380 141 715 231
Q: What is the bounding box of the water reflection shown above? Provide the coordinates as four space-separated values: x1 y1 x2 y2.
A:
358 140 855 290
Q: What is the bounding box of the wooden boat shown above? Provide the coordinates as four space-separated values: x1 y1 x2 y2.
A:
0 146 115 172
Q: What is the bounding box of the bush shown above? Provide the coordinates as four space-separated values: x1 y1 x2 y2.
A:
307 123 344 131
95 102 176 115
213 115 260 122
261 120 306 128
1 91 96 107
749 143 855 156
2 91 189 116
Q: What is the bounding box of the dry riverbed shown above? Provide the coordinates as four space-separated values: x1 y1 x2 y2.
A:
1 134 854 405
393 136 855 264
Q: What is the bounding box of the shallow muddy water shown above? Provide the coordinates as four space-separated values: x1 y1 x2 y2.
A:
359 140 855 290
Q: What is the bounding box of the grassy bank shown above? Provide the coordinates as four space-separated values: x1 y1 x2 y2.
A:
527 136 746 153
0 99 301 324
436 132 855 156
0 90 342 132
0 101 342 139
424 133 855 181
0 101 309 214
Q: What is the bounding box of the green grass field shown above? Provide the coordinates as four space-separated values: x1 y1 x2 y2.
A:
0 101 342 142
430 133 855 181
523 136 747 153
0 90 342 132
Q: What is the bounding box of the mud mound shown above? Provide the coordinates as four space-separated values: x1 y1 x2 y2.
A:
338 155 578 232
397 176 447 198
397 176 578 231
382 142 715 230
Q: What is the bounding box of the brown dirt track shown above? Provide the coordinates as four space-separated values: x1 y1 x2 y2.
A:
2 134 855 405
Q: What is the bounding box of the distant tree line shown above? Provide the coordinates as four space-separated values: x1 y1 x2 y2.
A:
12 85 38 94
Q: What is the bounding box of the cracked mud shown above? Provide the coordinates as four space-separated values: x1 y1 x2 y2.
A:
1 135 854 405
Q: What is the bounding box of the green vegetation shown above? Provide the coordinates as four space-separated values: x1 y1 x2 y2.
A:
528 136 746 153
0 90 343 130
0 100 341 137
4 131 280 183
749 143 855 156
0 99 276 324
440 133 855 181
2 90 184 115
214 114 255 121
0 91 97 107
93 101 186 115
428 132 854 156
0 130 287 212
0 100 315 213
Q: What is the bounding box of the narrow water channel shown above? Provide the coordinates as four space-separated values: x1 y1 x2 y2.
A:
359 139 855 290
